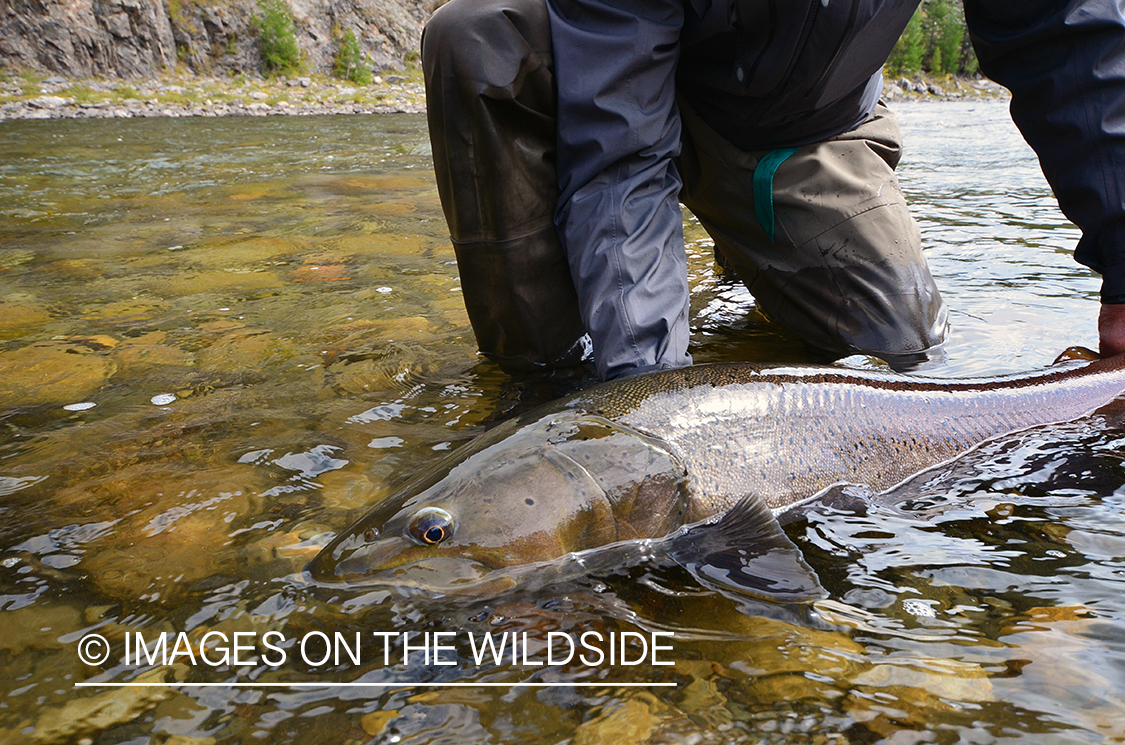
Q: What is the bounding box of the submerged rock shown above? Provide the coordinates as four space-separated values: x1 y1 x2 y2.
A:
0 299 53 340
0 341 117 409
22 666 180 745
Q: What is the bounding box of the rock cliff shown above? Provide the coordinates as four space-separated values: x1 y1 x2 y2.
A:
0 0 439 79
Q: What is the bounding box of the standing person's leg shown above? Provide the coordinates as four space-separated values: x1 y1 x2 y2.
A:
422 0 587 371
677 101 947 367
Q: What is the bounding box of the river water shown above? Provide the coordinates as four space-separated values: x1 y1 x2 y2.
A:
1 100 1122 744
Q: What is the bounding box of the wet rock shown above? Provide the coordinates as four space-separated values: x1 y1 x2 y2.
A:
289 263 351 282
85 490 245 602
198 320 246 334
163 735 217 745
851 661 992 702
242 528 320 569
0 341 117 409
339 316 438 345
573 697 663 745
0 603 82 655
361 710 399 737
83 297 171 321
332 231 434 258
55 334 120 351
196 330 300 373
327 341 435 395
24 666 180 745
0 299 52 340
114 339 195 372
159 267 284 296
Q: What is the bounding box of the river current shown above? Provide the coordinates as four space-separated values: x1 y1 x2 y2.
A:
1 100 1122 743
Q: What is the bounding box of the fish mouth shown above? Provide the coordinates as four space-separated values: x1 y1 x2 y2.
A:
301 540 508 598
306 546 511 596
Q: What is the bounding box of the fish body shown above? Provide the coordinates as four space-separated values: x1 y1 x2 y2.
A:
308 355 1125 597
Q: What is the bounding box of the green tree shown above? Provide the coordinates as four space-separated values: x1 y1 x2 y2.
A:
886 7 925 77
333 30 372 85
885 0 977 78
929 0 965 75
256 0 301 77
930 46 944 76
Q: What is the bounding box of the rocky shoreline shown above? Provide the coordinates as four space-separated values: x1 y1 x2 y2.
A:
883 75 1008 100
0 71 1005 122
0 71 426 121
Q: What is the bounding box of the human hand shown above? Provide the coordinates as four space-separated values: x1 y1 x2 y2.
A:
1098 304 1125 357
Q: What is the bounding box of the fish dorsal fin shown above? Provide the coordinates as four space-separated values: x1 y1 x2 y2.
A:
669 495 825 603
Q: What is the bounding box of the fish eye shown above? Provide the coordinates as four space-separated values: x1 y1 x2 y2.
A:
409 507 454 546
363 528 377 543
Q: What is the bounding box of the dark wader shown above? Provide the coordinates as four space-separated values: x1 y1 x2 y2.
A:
422 0 587 372
423 0 947 376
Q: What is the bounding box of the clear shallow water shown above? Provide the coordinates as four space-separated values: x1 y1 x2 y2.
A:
0 100 1121 744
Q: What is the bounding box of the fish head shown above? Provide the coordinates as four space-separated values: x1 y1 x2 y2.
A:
306 410 689 592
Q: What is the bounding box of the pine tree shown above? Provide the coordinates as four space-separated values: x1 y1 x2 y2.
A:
887 7 925 77
930 0 965 75
256 0 301 77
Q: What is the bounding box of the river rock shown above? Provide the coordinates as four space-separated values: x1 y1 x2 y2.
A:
159 266 284 296
572 698 663 745
28 95 70 108
1 0 439 79
0 299 52 340
114 339 195 372
0 603 82 656
0 341 117 409
195 329 300 373
25 666 180 745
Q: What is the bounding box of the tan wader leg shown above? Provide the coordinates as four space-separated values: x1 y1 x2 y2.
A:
422 0 587 371
677 100 948 366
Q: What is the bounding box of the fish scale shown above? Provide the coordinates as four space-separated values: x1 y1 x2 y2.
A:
573 359 1125 512
309 354 1125 593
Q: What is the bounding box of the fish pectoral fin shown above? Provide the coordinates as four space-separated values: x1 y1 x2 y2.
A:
668 495 825 604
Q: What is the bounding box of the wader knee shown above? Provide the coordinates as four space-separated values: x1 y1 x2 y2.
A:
678 99 947 369
423 0 586 371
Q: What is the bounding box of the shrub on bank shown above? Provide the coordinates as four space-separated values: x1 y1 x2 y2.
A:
333 30 372 86
255 0 302 77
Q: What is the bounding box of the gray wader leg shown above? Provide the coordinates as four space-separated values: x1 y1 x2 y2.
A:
422 0 587 372
677 100 948 368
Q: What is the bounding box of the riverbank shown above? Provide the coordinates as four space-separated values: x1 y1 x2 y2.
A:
884 74 1007 100
0 68 426 121
0 69 1004 122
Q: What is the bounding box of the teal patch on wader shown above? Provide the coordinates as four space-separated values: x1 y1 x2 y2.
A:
753 146 799 243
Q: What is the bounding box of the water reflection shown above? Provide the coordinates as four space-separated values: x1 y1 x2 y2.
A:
0 101 1121 743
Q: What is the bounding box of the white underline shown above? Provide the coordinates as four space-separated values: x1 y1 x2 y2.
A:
75 681 676 688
